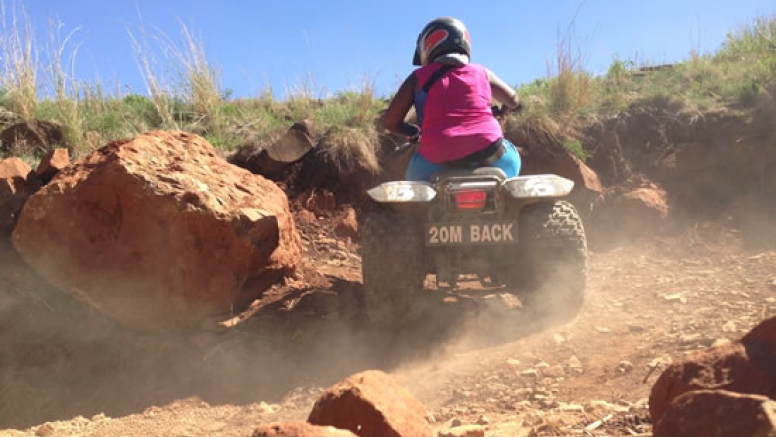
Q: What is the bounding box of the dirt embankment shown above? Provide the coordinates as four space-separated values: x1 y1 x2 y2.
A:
0 98 775 436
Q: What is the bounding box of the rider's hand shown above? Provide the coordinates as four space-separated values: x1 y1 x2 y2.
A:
401 122 421 143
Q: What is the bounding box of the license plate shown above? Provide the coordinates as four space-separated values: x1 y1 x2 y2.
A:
426 222 517 246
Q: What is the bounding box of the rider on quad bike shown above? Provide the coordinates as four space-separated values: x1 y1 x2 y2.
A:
382 16 523 181
361 17 587 328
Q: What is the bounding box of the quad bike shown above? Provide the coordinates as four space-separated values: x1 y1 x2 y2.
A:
359 108 588 326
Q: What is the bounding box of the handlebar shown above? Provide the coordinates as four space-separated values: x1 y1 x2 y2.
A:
491 102 524 118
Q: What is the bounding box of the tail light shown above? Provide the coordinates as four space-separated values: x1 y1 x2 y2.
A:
454 190 487 209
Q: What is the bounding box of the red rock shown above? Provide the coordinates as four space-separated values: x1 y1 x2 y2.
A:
743 315 776 347
252 422 357 437
36 148 70 183
308 370 432 437
520 148 603 214
12 131 301 330
649 316 776 424
0 157 41 233
617 185 669 221
0 158 32 180
333 207 358 241
590 177 669 243
654 390 776 437
605 182 669 233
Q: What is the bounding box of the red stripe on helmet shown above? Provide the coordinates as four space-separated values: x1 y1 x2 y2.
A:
423 29 449 56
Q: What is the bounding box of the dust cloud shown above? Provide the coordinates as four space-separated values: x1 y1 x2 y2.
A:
3 196 775 430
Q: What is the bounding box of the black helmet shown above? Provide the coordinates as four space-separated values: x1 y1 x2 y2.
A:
412 17 472 66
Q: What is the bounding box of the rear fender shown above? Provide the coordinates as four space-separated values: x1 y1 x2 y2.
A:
366 181 436 203
502 174 575 199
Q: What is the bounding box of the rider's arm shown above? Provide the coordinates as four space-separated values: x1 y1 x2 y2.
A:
383 73 421 138
487 69 521 110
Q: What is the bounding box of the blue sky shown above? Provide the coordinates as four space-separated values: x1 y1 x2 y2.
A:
14 0 776 99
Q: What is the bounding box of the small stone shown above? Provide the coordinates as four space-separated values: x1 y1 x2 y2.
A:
568 356 584 374
766 297 776 304
558 403 585 413
476 415 490 425
543 365 566 378
587 400 630 413
521 369 539 378
535 361 550 369
618 361 634 373
711 338 732 348
664 293 688 304
257 401 280 414
627 323 646 332
35 424 55 437
452 389 473 399
679 333 702 344
507 358 521 367
552 333 566 344
634 398 649 407
595 326 611 333
451 418 463 427
722 320 737 333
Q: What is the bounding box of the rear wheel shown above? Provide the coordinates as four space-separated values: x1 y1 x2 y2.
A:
358 207 425 327
510 200 587 322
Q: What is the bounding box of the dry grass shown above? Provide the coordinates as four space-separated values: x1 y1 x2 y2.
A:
174 19 222 117
0 0 38 120
545 12 595 115
46 19 85 151
503 111 576 152
315 125 379 176
127 16 179 130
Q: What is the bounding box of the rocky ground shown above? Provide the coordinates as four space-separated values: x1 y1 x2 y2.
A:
1 212 774 437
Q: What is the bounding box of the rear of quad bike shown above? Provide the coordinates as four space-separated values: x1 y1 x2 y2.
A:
359 171 588 326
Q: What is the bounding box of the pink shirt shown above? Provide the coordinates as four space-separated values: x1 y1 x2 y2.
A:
414 63 503 163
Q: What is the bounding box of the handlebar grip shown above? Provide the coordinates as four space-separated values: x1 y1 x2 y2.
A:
491 105 504 117
492 103 525 118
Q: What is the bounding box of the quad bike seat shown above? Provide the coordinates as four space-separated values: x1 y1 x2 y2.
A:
430 167 507 183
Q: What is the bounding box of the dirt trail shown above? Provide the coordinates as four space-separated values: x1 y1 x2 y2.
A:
1 219 775 436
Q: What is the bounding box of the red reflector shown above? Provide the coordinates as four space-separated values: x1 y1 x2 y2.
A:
455 190 487 209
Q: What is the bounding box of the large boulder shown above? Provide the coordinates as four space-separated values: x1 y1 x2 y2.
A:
308 370 433 437
590 176 669 243
12 131 301 330
252 423 357 437
654 390 776 437
519 147 603 215
0 158 41 234
649 316 776 424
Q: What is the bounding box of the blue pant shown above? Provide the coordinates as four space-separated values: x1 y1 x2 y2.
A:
405 139 522 181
